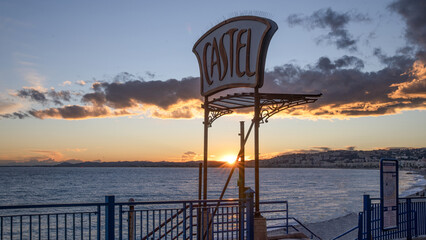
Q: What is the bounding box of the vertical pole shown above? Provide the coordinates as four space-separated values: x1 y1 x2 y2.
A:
254 88 261 216
198 163 202 240
245 188 255 240
363 194 371 240
199 163 202 201
358 212 363 240
128 198 135 240
239 121 245 197
203 97 209 202
239 121 245 240
407 198 412 240
105 196 115 240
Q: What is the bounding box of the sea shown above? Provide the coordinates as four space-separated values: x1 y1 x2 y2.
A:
0 167 425 223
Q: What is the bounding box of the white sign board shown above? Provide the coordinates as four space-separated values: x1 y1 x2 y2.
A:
193 16 277 96
380 159 398 230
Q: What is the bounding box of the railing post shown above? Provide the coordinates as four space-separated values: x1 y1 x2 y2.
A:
245 188 255 240
407 198 412 240
363 194 371 240
105 195 115 240
183 202 187 240
358 212 363 240
128 198 135 240
189 202 194 240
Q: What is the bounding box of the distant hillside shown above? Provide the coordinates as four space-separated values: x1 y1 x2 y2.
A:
252 148 426 170
1 148 425 169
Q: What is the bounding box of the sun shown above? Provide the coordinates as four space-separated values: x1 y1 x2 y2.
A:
221 155 237 165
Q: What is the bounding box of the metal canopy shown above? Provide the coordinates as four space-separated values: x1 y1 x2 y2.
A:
203 92 322 126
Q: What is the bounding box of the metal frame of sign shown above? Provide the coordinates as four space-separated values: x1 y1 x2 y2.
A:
193 16 278 96
380 158 399 230
193 15 322 218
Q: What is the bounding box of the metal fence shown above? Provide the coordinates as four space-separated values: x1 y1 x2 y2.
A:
358 195 426 240
0 193 289 240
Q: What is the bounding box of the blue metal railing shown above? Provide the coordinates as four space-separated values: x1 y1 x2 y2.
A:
357 196 426 240
0 194 290 240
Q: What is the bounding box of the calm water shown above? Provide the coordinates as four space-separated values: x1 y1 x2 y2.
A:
0 167 425 223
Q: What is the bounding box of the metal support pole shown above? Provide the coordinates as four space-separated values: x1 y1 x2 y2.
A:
198 163 202 240
238 121 245 240
254 88 261 216
105 195 115 240
239 121 245 198
203 97 209 202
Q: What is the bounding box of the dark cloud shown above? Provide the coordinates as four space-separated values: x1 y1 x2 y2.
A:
316 55 364 71
287 8 370 50
16 88 72 105
145 71 156 79
0 111 30 119
17 88 47 104
83 74 200 109
373 48 414 69
29 105 116 119
389 0 426 51
262 54 425 117
47 90 72 105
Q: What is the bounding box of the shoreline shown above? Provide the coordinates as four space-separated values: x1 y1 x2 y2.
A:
293 170 426 239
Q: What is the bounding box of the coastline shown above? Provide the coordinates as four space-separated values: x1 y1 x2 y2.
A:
296 170 426 239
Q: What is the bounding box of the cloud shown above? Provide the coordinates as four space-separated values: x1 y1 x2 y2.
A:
16 88 48 104
20 69 46 87
389 0 426 52
83 75 200 109
145 71 156 79
29 105 132 120
47 89 72 105
181 151 200 161
76 80 86 86
66 148 87 152
389 60 426 99
0 111 30 119
62 81 72 86
30 150 64 161
316 55 364 72
261 54 425 118
0 98 21 114
15 88 72 105
287 8 370 50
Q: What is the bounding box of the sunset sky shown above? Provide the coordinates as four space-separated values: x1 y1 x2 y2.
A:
0 0 425 163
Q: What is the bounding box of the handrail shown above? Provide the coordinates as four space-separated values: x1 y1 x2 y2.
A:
290 217 322 240
331 226 358 240
0 198 241 210
0 202 105 210
141 205 190 240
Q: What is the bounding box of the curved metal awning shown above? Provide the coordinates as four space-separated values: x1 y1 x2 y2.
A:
202 92 322 126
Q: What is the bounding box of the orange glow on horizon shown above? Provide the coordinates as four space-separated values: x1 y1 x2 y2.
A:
220 155 237 165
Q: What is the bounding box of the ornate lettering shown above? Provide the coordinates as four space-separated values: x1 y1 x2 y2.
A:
245 29 255 77
219 33 228 80
236 29 247 77
210 38 221 79
226 28 238 77
203 42 212 85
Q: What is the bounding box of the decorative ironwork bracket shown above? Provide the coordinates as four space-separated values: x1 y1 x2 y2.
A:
204 107 233 127
258 98 317 124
